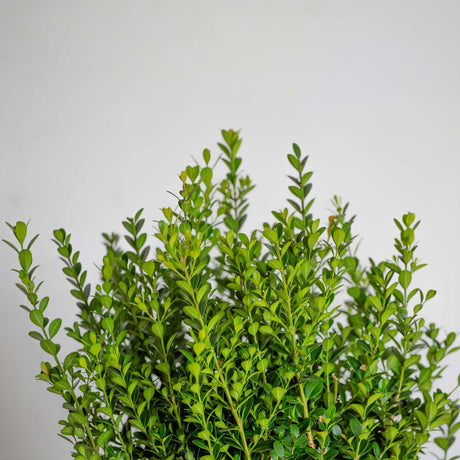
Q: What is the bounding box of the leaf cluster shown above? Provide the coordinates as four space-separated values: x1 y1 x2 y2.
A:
4 130 460 460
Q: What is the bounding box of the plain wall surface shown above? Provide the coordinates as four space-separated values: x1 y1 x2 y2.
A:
1 1 459 458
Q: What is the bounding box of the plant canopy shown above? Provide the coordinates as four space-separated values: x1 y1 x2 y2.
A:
4 130 460 460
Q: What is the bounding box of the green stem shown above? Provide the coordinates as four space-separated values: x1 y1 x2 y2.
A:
396 259 410 404
185 272 252 460
158 335 184 437
276 243 316 449
31 310 99 455
101 382 132 459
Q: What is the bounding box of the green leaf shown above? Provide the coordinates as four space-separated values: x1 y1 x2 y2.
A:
97 429 114 447
28 331 44 341
234 316 243 333
151 322 165 338
70 289 85 301
48 318 62 339
248 322 259 336
267 259 283 271
129 419 144 431
242 360 252 372
259 325 274 335
289 185 303 199
367 295 382 310
366 392 383 407
263 228 279 244
349 404 365 419
95 378 106 390
193 342 206 356
30 309 44 327
332 424 342 437
53 229 65 243
144 387 155 402
425 401 437 422
177 280 194 297
415 410 427 429
60 426 74 436
287 154 300 170
14 221 28 245
304 379 323 399
188 362 200 378
257 359 269 372
69 412 87 426
272 387 285 402
402 212 415 227
101 317 114 334
39 297 49 312
401 228 414 246
208 312 224 331
200 167 213 185
292 143 301 157
332 228 345 247
196 284 210 305
40 339 57 355
223 216 238 232
2 238 19 253
434 436 449 451
128 381 138 396
19 249 33 271
89 343 101 356
191 402 204 416
203 148 211 164
155 362 170 374
136 233 147 249
443 332 455 349
350 418 362 436
183 306 201 322
430 414 452 429
180 349 195 363
399 270 412 290
290 425 300 438
143 260 156 277
198 429 211 440
386 354 401 372
54 379 71 391
308 232 320 250
274 441 284 457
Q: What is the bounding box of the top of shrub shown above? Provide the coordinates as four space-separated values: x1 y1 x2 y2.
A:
4 130 460 460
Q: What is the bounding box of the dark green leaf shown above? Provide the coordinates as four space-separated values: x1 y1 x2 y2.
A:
350 418 362 436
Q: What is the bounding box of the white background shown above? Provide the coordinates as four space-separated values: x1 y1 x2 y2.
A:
1 1 459 458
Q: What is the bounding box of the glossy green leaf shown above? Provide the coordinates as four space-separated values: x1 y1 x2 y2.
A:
48 318 62 338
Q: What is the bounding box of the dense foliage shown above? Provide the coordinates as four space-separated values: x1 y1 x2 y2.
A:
4 130 460 459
